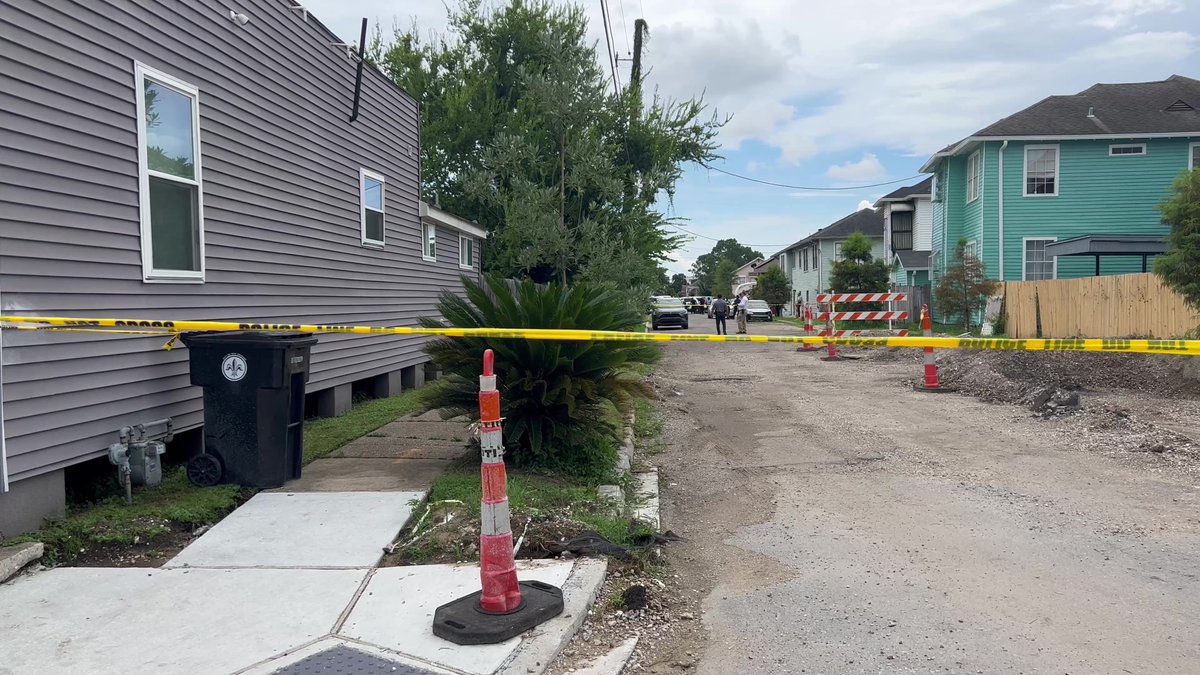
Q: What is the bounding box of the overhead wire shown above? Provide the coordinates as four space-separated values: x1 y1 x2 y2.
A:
664 223 787 248
702 164 925 191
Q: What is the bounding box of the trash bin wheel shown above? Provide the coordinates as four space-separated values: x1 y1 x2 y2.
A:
187 453 223 487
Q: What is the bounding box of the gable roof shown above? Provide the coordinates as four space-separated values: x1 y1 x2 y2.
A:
876 177 933 204
773 208 884 257
733 257 765 274
921 75 1200 171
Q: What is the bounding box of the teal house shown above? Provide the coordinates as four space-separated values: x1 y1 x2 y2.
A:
921 75 1200 285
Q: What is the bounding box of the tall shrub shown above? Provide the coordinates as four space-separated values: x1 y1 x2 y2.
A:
1155 168 1200 311
936 239 998 331
420 276 658 469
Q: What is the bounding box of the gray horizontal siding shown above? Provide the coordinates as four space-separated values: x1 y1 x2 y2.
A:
0 0 483 482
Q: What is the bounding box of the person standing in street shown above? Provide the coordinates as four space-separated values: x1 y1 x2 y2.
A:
710 296 729 335
737 293 749 334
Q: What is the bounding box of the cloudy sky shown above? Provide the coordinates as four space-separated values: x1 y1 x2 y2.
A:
303 0 1200 274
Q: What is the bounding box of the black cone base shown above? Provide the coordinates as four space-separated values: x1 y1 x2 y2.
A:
432 580 565 645
914 384 958 393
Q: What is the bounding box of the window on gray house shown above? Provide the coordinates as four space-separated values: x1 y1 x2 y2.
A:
361 170 385 246
459 236 474 268
891 211 914 251
137 64 203 279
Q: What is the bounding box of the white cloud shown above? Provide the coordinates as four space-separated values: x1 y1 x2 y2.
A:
857 200 874 211
303 0 1200 174
745 160 762 173
826 153 886 182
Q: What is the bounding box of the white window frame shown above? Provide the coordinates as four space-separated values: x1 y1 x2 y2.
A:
459 235 474 269
1023 144 1060 197
1108 143 1146 157
422 223 437 262
1022 237 1058 281
963 240 978 260
1189 142 1200 170
966 150 982 203
359 169 385 247
135 62 205 282
930 172 939 201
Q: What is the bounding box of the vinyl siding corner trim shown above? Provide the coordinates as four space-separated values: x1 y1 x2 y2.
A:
134 61 206 283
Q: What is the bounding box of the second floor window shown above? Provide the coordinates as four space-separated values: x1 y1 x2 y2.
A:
891 211 914 251
1025 145 1059 196
966 150 982 202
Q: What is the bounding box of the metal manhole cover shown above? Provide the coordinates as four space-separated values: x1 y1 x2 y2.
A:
273 645 440 675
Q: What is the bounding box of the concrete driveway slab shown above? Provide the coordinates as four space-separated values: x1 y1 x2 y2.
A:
281 458 455 492
339 560 575 675
167 491 423 569
0 567 366 675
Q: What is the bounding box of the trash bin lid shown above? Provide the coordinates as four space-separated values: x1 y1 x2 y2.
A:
180 331 318 347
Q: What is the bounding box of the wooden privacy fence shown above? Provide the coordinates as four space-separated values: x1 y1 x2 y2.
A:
1003 273 1200 339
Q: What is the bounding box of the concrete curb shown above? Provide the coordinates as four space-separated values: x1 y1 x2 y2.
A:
630 469 661 531
0 542 43 585
570 637 639 675
498 557 609 675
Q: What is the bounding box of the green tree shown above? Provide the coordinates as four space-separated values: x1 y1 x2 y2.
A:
691 239 762 294
377 0 723 303
669 273 689 295
827 232 889 293
1155 168 1200 311
713 259 737 297
752 265 791 307
936 239 999 331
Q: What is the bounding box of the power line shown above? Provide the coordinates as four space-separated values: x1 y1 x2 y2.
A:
703 164 925 191
666 223 787 248
598 0 621 94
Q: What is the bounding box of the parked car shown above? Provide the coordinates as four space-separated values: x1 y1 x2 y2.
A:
651 297 690 330
682 296 708 314
746 299 773 321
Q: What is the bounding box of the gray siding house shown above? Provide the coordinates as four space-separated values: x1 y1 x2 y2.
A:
0 0 484 535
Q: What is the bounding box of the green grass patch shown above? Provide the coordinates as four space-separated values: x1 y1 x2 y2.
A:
421 464 653 550
3 469 243 566
303 387 428 464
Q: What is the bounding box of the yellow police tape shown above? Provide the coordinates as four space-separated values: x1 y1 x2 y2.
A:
2 315 1198 356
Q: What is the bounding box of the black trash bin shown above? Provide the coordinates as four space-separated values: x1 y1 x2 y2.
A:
181 331 318 488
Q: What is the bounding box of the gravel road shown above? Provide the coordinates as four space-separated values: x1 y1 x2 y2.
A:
644 318 1200 674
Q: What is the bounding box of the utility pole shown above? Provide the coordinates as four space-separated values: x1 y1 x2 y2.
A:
630 19 647 88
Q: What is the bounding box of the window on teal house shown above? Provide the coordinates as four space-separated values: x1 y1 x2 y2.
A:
1023 238 1056 280
1109 144 1145 156
1024 145 1059 196
966 151 982 202
1190 142 1200 170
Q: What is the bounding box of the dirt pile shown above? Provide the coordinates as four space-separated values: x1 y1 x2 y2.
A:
939 350 1200 400
934 349 1200 473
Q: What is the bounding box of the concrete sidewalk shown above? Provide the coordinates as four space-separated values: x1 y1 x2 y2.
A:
0 413 606 675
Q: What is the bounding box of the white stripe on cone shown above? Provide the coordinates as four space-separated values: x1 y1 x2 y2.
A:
481 500 512 536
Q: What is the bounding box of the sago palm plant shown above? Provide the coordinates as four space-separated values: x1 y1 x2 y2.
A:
420 276 658 468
